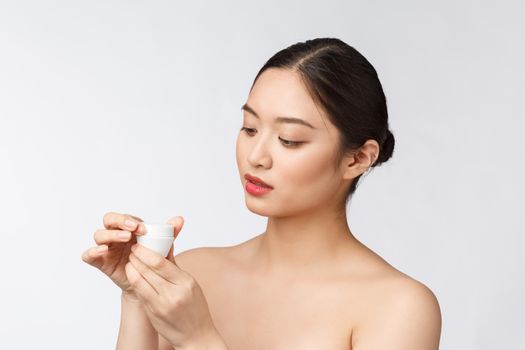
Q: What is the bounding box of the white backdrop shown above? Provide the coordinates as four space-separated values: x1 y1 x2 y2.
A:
0 1 523 349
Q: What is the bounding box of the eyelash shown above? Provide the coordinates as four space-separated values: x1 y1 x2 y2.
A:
240 127 303 148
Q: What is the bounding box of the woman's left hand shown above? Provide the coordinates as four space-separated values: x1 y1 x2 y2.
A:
125 216 224 349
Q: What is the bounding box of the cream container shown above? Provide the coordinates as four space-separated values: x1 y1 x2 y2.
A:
136 223 175 257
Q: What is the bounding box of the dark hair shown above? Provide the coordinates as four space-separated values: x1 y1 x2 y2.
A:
250 37 395 205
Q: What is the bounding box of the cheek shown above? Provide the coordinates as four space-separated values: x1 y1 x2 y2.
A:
235 135 244 167
265 148 339 216
236 135 250 183
275 146 339 206
281 147 335 186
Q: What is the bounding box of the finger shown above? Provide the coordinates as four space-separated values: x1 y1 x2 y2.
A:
131 243 185 284
166 244 177 265
102 212 146 235
125 261 158 301
166 216 185 240
129 252 172 295
127 214 144 223
165 244 183 269
81 245 109 265
93 229 132 245
165 216 183 266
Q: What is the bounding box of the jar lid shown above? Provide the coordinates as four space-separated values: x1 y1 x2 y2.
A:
143 223 174 237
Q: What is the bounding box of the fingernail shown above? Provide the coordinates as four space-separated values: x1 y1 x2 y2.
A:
137 223 145 235
124 219 136 230
118 231 131 239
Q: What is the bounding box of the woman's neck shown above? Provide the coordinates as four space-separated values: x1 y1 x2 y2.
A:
253 208 359 276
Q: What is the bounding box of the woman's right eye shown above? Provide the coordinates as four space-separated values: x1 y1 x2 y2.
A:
240 127 256 135
240 126 303 148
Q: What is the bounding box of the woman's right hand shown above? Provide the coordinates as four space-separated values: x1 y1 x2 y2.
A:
81 212 146 301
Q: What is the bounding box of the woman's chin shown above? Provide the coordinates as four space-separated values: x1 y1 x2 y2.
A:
245 197 275 216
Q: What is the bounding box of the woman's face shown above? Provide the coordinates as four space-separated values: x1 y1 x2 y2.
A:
236 68 349 218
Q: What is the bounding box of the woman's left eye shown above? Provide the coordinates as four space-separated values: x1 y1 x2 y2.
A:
240 127 303 148
278 137 301 147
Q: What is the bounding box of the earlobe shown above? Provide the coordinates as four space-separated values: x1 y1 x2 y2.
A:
341 152 365 181
371 154 378 166
353 151 371 172
359 139 380 169
341 140 380 180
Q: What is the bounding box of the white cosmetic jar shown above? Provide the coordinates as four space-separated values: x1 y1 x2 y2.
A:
136 223 175 257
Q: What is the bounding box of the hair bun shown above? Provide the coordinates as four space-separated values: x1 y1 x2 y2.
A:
377 130 395 165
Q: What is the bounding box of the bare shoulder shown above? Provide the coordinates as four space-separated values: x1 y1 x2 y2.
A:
172 241 249 281
352 266 442 350
172 234 258 274
173 246 229 272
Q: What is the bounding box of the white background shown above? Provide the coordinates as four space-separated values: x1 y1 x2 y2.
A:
0 0 523 349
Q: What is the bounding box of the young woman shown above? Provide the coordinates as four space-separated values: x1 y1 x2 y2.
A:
82 37 442 349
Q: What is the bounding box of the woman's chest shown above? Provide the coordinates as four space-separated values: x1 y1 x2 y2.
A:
199 275 356 350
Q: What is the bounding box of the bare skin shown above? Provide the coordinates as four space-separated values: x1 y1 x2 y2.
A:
158 235 441 350
159 67 442 349
83 67 440 349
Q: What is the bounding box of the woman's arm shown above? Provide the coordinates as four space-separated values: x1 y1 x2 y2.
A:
116 292 159 349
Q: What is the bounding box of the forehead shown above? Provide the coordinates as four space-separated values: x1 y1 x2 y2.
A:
246 68 327 130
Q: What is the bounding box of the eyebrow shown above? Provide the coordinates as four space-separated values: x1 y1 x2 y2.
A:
241 103 316 129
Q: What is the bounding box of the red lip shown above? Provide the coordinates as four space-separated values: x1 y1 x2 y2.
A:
244 173 273 188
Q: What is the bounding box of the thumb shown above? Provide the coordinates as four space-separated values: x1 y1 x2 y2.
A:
166 243 177 265
166 215 184 239
166 216 184 265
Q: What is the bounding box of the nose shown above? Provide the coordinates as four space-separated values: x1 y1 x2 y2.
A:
247 132 272 169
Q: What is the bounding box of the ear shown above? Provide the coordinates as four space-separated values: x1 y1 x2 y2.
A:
341 139 380 180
